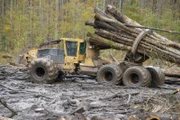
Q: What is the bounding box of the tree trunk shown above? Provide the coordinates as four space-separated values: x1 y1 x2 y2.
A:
60 0 64 37
54 0 59 39
29 0 33 47
10 0 13 29
152 0 157 13
171 0 177 20
119 0 124 12
139 0 145 8
1 0 5 15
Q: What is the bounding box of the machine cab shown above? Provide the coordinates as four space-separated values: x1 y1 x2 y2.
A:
36 38 86 71
61 38 86 71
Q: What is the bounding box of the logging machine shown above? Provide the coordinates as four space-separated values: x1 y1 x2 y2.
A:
22 36 165 88
26 38 113 83
22 4 170 87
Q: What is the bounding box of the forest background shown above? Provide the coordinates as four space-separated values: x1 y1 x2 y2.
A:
0 0 180 60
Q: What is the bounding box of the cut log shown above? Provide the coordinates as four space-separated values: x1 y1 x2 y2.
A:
146 113 180 120
86 5 180 65
0 116 14 120
88 33 131 51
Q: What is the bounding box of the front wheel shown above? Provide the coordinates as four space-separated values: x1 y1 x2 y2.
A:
122 66 151 87
30 58 59 84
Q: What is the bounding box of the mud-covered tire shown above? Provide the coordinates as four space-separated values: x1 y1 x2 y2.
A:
122 66 151 87
57 68 66 81
97 64 123 85
146 66 165 87
30 58 59 83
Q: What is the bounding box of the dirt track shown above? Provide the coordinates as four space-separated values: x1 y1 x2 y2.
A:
0 65 180 120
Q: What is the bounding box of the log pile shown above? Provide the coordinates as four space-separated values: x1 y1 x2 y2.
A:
86 5 180 64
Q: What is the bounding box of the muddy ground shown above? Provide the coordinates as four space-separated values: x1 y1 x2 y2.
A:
0 65 180 120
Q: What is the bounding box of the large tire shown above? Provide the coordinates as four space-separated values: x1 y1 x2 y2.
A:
122 66 151 87
57 68 66 81
97 64 123 85
146 66 165 87
30 58 59 83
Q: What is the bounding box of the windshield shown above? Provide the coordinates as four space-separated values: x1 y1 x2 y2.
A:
66 41 77 56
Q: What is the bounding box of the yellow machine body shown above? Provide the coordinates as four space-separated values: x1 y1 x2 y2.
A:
61 38 100 75
19 49 38 66
22 38 104 75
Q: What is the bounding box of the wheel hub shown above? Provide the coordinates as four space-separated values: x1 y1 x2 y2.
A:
129 73 139 84
35 67 45 78
104 71 113 81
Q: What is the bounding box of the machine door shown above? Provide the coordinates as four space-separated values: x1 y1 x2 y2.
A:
64 41 78 71
79 42 86 61
79 42 86 55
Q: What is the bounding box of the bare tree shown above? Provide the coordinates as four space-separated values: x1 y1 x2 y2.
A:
54 0 59 39
170 0 178 19
152 0 157 13
10 0 13 28
1 0 5 15
119 0 124 12
30 0 34 47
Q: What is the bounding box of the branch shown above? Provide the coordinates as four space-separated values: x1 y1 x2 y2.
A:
0 99 17 118
125 24 180 35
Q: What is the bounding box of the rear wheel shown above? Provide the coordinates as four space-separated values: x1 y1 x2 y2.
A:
97 64 123 85
122 66 151 87
30 58 59 83
146 66 165 87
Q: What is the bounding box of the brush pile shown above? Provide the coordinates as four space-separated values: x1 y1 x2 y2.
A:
86 5 180 64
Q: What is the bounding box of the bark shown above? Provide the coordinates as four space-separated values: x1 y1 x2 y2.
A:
86 5 180 65
87 32 131 51
85 20 94 27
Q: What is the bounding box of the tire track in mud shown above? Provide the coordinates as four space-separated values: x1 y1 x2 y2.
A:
0 65 180 120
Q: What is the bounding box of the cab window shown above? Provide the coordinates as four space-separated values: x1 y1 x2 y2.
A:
80 42 86 54
66 41 77 56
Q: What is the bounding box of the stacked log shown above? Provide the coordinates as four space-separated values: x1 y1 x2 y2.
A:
86 5 180 65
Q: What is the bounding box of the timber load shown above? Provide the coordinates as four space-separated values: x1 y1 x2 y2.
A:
86 5 180 64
